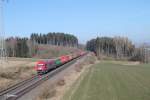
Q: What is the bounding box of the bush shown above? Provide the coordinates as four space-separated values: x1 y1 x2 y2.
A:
38 85 56 99
75 63 83 72
57 79 66 86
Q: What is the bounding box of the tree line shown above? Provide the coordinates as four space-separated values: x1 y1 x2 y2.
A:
86 36 135 59
31 32 78 47
86 36 150 63
6 37 30 57
5 33 78 57
130 44 150 63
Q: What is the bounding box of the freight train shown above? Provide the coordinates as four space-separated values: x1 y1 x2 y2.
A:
34 51 86 75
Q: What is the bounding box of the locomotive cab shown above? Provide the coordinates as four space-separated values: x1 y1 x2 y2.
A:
36 61 48 74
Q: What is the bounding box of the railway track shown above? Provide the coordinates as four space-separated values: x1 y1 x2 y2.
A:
0 55 84 100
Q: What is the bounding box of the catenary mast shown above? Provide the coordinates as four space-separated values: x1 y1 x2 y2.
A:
0 0 7 66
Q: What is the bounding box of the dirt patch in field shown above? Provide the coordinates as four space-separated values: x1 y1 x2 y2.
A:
106 60 140 66
121 61 140 66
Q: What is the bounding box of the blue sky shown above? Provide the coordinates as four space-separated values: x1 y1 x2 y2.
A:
2 0 150 44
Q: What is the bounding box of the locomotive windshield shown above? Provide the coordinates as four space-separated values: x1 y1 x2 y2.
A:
37 64 45 67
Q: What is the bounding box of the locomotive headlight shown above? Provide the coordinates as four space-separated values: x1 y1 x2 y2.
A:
38 64 44 66
39 67 42 70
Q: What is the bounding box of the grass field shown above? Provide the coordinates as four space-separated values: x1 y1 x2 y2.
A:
63 61 150 100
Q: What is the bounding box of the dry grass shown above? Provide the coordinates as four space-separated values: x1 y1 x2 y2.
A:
74 53 97 73
35 84 57 100
97 56 102 60
89 60 95 64
0 59 37 91
36 78 66 100
0 66 36 90
0 66 36 79
75 63 83 72
36 84 57 100
57 78 66 86
84 54 97 64
0 78 13 89
102 60 140 66
34 45 79 59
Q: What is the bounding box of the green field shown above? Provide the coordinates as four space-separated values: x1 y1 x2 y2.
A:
63 61 150 100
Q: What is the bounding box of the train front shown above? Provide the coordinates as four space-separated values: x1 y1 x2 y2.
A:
35 61 48 74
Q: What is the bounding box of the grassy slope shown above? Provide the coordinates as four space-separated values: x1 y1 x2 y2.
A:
63 61 150 100
34 45 79 59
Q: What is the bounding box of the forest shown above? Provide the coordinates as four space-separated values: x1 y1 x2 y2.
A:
5 32 78 57
30 32 78 47
86 36 150 63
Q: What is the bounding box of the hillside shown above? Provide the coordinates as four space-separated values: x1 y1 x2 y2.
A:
33 44 80 59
